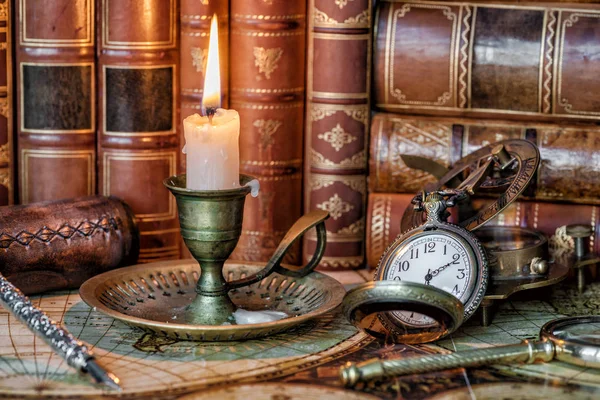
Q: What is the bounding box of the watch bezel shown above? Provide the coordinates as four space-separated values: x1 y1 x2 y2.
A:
375 220 488 330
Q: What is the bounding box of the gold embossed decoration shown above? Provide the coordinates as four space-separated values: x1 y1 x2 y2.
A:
0 143 9 165
318 124 357 152
254 119 282 150
0 2 6 21
191 47 208 74
317 194 354 220
335 0 355 9
0 169 8 189
0 98 8 118
253 47 283 80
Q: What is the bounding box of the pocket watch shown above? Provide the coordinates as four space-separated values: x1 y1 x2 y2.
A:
375 189 488 332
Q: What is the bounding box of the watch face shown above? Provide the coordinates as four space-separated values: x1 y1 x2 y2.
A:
381 231 477 326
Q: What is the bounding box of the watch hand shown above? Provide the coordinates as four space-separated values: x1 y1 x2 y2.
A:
428 260 454 279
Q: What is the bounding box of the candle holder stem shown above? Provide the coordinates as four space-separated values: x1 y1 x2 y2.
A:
164 174 329 327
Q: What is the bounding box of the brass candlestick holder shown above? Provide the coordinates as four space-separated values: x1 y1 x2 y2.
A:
164 174 328 326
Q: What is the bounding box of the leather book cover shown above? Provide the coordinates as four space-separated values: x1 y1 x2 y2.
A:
180 0 229 172
229 0 306 265
304 0 372 270
366 192 600 268
374 0 600 123
370 112 600 205
97 0 180 262
16 0 96 204
0 0 11 205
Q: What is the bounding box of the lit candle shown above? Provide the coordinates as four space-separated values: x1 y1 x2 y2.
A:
184 15 240 190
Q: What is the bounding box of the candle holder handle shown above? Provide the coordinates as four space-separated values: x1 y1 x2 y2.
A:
227 210 329 290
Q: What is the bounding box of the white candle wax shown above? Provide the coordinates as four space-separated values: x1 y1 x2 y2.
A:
184 108 240 190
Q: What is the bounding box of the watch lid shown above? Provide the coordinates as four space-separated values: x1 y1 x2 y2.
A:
342 281 464 344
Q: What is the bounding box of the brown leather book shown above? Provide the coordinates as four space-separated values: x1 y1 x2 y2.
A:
180 0 229 172
0 0 11 206
370 112 600 205
304 0 372 270
374 0 600 123
16 0 96 204
366 192 600 268
229 0 306 265
97 0 180 263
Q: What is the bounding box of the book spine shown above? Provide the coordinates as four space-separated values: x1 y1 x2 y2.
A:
0 0 11 205
180 0 229 171
97 0 180 262
304 0 372 269
229 0 306 264
370 112 600 205
374 0 600 123
366 193 600 268
16 0 96 204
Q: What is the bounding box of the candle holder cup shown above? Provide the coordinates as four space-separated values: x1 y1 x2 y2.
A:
164 174 328 326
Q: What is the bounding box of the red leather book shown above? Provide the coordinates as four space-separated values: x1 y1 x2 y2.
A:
374 0 600 123
304 0 372 270
180 0 229 172
366 193 600 268
0 0 11 205
97 0 180 262
370 112 600 205
16 0 95 204
229 0 306 265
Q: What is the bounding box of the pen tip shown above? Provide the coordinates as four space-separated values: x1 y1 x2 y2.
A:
85 359 122 391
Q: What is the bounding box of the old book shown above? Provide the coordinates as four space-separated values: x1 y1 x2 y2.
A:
370 112 600 205
374 0 600 123
0 0 11 205
0 196 138 295
229 0 306 264
180 0 229 171
304 0 372 270
16 0 95 204
366 192 600 268
97 0 180 262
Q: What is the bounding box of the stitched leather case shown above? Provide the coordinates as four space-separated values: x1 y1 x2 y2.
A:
370 112 600 205
374 0 600 122
0 196 139 295
366 192 600 268
97 0 180 262
229 0 306 265
16 0 96 204
304 0 372 270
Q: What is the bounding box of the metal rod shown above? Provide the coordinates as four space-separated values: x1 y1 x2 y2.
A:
340 340 554 388
0 272 121 391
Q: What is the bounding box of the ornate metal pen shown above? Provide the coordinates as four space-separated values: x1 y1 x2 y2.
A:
0 272 121 390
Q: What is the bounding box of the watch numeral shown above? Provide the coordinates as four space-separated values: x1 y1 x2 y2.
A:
393 276 401 281
451 254 460 264
424 242 436 253
443 245 447 255
410 248 419 259
400 261 410 271
456 269 466 279
452 284 459 294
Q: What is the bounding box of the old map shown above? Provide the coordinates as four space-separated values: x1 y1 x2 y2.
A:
0 270 372 398
433 282 600 388
2 269 600 398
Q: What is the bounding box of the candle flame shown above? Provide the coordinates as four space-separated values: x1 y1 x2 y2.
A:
202 14 221 116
